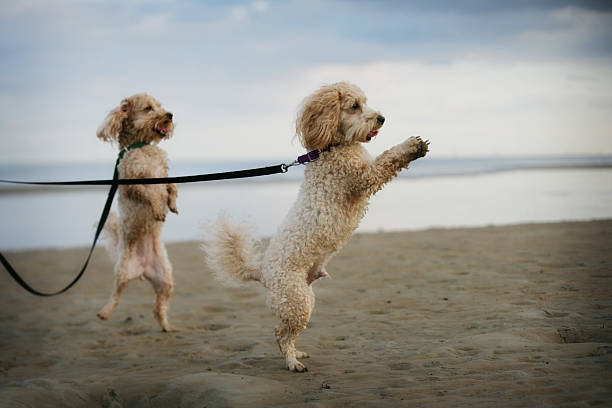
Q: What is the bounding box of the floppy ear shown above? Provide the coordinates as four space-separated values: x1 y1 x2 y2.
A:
296 86 340 150
96 99 130 143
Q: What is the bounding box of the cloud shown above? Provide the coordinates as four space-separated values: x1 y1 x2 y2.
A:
349 0 612 13
233 58 612 158
159 58 612 160
251 1 269 13
1 1 611 163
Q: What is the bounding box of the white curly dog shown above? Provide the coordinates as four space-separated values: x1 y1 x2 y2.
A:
203 82 429 371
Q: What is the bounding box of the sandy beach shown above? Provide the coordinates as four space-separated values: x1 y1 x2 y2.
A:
1 220 611 407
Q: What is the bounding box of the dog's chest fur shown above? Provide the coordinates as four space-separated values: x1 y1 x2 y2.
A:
263 144 372 276
118 146 169 179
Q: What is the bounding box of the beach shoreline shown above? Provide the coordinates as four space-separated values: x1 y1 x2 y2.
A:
1 220 611 407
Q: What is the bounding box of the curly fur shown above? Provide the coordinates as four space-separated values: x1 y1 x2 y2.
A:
203 82 429 371
202 215 263 287
96 93 179 332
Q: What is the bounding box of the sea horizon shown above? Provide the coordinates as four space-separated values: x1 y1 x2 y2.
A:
1 155 612 250
2 154 612 191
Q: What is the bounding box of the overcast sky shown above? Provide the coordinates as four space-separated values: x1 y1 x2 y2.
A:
1 0 611 163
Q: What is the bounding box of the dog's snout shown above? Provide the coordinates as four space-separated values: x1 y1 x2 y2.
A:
377 115 385 125
166 112 173 121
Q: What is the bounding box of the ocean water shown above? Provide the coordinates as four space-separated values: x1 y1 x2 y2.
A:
1 156 611 250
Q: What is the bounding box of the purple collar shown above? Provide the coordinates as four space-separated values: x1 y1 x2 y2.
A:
281 143 340 172
296 143 340 165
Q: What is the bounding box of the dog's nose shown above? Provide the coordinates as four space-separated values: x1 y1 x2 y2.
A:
377 115 385 125
166 112 173 120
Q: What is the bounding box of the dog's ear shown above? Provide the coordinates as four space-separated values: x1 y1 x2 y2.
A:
296 86 341 150
96 99 131 143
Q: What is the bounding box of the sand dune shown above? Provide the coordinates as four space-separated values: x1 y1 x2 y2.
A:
1 221 611 407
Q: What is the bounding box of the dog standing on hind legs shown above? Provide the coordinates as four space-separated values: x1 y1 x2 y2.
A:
203 82 429 371
95 93 178 332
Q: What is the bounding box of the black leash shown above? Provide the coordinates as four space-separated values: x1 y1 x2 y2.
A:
0 165 284 296
0 167 119 296
0 144 332 296
0 165 287 186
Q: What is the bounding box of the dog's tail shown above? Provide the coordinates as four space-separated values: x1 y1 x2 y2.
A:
201 214 263 287
98 211 120 261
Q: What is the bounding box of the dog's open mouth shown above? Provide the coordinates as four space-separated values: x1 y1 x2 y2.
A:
366 130 379 141
155 126 169 136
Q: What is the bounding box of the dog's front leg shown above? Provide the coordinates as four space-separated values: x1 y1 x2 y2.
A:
167 183 178 214
124 185 168 221
353 136 429 196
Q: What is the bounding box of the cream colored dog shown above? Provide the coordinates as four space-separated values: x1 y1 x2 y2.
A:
96 93 178 332
203 82 429 371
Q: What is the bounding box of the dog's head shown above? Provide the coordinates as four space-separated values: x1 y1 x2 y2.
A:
96 93 174 147
296 82 385 151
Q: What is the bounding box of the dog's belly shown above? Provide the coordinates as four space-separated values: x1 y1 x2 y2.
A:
262 191 368 283
117 197 163 245
135 235 155 268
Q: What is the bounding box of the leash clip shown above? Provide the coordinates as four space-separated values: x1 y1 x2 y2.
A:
281 160 299 173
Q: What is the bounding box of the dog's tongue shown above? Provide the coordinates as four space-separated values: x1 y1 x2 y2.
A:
367 130 378 140
157 126 168 135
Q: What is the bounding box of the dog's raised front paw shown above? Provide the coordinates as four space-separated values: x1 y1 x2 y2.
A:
153 210 166 222
414 136 430 158
401 136 430 159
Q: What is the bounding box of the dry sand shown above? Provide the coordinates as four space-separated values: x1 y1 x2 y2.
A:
1 220 611 407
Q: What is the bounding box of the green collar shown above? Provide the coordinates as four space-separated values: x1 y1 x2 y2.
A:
117 141 150 162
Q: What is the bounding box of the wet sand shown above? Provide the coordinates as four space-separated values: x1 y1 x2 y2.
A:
1 220 611 407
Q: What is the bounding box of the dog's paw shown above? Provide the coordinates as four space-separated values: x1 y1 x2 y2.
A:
295 350 310 359
153 211 167 222
401 136 429 159
162 325 179 333
414 136 430 158
97 311 110 320
287 358 308 373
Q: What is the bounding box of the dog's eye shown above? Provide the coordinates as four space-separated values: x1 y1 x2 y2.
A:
351 102 360 110
145 106 153 111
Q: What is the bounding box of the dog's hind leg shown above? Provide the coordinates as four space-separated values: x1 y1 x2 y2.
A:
146 240 177 332
97 250 140 320
273 284 314 372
